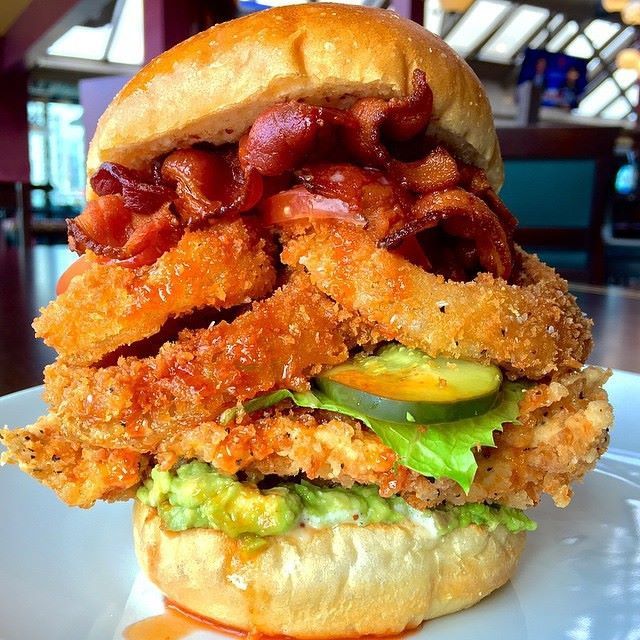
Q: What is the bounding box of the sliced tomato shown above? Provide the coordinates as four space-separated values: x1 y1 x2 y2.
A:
56 255 92 296
260 186 366 226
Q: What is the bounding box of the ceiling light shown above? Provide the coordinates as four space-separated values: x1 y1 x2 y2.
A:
616 48 640 69
441 0 474 12
622 0 640 23
602 0 628 11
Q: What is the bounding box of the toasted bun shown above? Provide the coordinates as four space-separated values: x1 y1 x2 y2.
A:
133 501 525 637
88 4 502 194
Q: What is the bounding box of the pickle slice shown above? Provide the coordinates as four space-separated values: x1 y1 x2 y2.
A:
315 344 502 424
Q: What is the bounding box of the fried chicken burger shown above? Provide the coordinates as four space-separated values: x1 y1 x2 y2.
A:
1 4 613 637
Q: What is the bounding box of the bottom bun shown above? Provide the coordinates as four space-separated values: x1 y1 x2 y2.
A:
133 501 526 637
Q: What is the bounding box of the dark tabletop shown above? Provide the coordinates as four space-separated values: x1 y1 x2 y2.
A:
0 244 638 398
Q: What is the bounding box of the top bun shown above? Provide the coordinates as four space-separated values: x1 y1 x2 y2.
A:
87 4 503 192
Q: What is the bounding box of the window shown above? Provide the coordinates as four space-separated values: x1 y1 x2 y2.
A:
614 68 638 91
445 0 511 58
577 78 619 116
564 35 594 59
600 26 636 61
46 0 144 66
108 0 144 65
583 19 620 49
27 101 85 213
424 0 444 36
478 5 549 63
600 95 632 119
546 20 579 52
47 25 112 60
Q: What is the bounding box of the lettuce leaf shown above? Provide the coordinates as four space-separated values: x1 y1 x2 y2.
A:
220 383 526 492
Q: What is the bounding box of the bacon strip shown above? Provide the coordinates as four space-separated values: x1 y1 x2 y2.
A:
381 189 513 280
67 197 181 267
344 69 433 168
460 164 517 235
240 103 357 176
90 162 173 214
161 148 263 226
389 146 459 194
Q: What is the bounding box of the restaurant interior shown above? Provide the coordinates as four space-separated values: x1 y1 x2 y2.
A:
0 0 638 396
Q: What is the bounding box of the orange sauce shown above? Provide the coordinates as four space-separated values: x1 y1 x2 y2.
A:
123 598 424 640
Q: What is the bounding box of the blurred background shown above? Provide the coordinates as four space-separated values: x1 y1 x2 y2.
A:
0 0 639 393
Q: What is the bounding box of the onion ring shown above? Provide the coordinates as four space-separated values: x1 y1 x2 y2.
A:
282 223 592 379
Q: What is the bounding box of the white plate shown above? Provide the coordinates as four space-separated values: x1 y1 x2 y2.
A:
1 371 639 640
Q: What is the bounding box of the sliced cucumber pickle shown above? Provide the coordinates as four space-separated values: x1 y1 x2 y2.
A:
315 344 502 425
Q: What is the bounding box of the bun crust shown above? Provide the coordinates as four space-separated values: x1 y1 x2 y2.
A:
88 4 502 192
133 502 525 637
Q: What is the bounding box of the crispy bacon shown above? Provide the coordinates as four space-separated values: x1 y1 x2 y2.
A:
67 196 181 267
460 164 517 236
240 103 357 176
389 146 459 194
344 70 433 168
90 163 173 214
161 148 262 226
68 195 130 254
72 67 517 279
384 70 433 141
381 189 513 280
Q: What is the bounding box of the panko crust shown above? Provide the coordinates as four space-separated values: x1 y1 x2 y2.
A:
0 414 144 506
33 219 276 366
1 367 611 509
133 501 525 637
39 273 363 452
282 223 592 379
89 4 502 191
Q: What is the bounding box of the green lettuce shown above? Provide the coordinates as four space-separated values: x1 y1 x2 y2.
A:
220 383 526 492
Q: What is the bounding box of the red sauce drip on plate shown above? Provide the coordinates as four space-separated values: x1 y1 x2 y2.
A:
123 598 424 640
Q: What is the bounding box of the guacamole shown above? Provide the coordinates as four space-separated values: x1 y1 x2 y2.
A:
137 461 536 539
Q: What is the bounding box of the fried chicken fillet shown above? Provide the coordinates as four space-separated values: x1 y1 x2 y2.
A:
0 5 613 636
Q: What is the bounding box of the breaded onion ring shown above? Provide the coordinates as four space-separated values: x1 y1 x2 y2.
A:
35 219 277 366
282 222 592 379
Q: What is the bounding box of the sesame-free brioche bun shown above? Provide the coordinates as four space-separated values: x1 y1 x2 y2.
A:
133 501 525 637
87 4 503 194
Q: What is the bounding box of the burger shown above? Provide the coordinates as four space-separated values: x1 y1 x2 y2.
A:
0 4 613 637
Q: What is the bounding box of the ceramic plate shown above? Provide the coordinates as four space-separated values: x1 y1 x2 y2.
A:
1 371 639 640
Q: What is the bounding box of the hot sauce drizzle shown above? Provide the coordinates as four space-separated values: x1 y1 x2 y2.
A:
123 598 424 640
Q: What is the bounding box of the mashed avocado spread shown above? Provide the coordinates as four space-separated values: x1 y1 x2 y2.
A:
137 461 536 539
